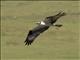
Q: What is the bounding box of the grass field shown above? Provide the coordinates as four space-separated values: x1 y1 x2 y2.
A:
1 1 80 60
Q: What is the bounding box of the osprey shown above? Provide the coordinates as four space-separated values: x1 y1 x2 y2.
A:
24 11 66 45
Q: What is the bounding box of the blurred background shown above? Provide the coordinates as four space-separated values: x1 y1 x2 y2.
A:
1 1 80 60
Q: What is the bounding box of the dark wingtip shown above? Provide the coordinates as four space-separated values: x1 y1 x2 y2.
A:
24 40 26 43
24 40 32 46
25 43 31 46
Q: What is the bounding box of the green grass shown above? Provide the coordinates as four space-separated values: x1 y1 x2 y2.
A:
1 1 80 60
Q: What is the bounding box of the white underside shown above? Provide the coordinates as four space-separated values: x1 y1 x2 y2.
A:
40 21 46 25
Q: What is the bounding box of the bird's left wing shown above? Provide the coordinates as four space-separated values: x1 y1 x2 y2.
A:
24 25 49 45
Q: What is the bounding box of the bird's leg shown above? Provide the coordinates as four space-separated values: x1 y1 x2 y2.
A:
53 24 63 27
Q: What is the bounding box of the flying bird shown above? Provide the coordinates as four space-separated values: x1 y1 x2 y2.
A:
24 11 66 45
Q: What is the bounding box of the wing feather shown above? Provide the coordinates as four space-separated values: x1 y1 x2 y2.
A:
24 25 49 45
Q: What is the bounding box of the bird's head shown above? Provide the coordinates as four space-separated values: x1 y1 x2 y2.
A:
57 11 66 16
46 11 66 20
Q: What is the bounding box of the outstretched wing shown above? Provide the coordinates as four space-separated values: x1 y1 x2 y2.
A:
24 25 49 45
24 30 40 45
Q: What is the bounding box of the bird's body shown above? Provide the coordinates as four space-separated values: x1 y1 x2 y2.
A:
40 21 46 25
24 11 66 45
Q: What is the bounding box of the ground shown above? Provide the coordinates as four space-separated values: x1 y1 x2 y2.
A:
1 1 80 60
